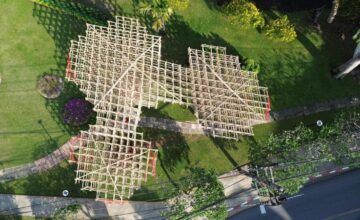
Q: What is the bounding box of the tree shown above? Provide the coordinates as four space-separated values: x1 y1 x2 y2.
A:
53 204 81 220
264 16 297 42
327 0 340 23
223 0 265 29
162 167 227 220
168 0 190 11
338 0 360 20
139 0 174 32
333 28 360 79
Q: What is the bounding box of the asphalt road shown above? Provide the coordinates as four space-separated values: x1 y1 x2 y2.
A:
229 169 360 220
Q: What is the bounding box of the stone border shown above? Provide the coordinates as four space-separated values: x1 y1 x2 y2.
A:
271 96 360 121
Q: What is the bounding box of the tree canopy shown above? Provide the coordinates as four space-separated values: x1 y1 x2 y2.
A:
162 167 227 220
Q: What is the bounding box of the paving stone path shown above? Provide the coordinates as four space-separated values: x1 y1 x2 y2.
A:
0 136 80 182
270 96 360 121
1 96 360 182
138 117 205 134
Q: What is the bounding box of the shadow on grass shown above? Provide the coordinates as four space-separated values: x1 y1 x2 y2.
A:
32 3 86 69
211 137 241 169
160 14 240 65
253 0 331 12
256 10 360 110
0 162 95 199
143 129 190 172
74 0 123 17
32 4 96 137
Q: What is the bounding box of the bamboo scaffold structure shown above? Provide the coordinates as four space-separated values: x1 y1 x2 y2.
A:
66 16 269 201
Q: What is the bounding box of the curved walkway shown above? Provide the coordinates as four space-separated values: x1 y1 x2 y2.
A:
0 136 80 182
1 95 360 182
0 117 204 182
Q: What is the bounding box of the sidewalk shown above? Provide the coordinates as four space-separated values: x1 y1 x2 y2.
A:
0 171 258 219
0 194 165 219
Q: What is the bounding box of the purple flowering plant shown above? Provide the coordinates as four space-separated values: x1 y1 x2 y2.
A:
63 98 92 126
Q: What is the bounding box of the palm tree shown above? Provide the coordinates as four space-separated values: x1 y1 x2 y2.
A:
327 0 340 23
139 0 174 32
333 28 360 79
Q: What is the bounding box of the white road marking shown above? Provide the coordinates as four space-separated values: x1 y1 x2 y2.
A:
342 167 349 170
260 205 266 214
329 170 336 174
287 194 304 200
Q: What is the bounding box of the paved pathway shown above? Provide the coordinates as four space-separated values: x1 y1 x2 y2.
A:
138 117 205 134
0 170 257 219
0 194 165 219
2 94 360 182
271 96 360 121
0 136 80 182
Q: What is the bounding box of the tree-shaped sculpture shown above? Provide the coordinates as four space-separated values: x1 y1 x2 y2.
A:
37 74 64 99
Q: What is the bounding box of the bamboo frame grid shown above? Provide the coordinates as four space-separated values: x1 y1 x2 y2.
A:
66 16 268 200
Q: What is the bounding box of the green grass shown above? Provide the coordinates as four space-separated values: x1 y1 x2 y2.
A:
0 161 95 199
131 128 249 200
0 129 249 201
1 0 359 169
112 0 360 111
0 0 87 168
1 107 358 201
141 101 197 121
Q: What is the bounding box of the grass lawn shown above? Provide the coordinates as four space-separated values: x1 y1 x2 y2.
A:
0 0 88 168
0 161 95 199
1 107 358 201
1 0 359 205
0 131 249 201
141 101 197 121
108 0 360 111
1 0 359 169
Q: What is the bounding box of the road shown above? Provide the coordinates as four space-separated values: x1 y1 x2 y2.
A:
229 169 360 220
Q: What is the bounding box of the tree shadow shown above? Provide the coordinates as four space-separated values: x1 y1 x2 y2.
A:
0 162 95 199
142 128 190 173
32 3 97 137
203 0 229 10
253 0 331 12
211 137 241 169
32 3 87 70
74 0 123 17
161 14 240 65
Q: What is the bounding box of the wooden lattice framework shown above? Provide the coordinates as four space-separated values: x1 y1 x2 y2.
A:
188 45 269 138
66 16 269 200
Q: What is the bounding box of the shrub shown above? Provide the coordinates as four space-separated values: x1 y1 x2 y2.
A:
339 0 360 20
241 57 260 73
264 16 297 42
37 74 64 99
139 0 174 32
63 98 92 126
168 0 190 11
224 0 265 29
